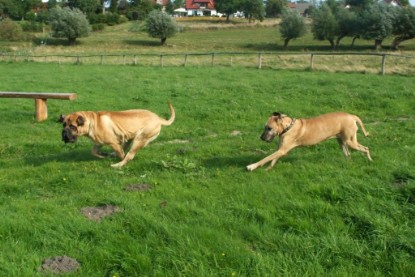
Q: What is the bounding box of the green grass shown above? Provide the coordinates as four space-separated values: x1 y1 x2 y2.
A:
0 62 415 276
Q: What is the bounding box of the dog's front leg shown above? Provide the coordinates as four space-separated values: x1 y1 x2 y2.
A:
247 149 288 171
91 145 107 158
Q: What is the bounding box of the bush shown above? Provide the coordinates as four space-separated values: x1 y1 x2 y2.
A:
92 23 106 32
0 18 23 41
118 15 128 24
49 6 91 45
145 10 177 45
20 21 44 32
105 12 120 26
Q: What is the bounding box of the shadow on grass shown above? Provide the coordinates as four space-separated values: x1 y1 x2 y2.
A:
24 149 99 166
124 39 162 47
33 37 77 47
201 153 296 170
243 42 385 52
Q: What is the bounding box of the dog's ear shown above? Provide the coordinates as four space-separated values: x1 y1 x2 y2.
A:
76 115 85 126
272 112 282 118
58 114 66 123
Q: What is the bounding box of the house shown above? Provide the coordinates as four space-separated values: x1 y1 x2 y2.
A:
288 2 312 16
185 0 217 16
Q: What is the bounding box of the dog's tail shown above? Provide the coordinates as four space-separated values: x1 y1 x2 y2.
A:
160 102 175 126
355 115 369 137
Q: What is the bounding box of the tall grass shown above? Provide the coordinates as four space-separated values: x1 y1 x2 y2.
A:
0 62 414 276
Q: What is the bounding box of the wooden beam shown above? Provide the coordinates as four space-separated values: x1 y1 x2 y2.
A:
0 92 77 100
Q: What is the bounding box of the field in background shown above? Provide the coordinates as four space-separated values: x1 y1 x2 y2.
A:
2 20 415 76
3 19 415 55
0 63 414 275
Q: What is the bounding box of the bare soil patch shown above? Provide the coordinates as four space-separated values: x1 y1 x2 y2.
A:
38 256 80 274
124 183 153 192
230 130 242 136
81 204 119 221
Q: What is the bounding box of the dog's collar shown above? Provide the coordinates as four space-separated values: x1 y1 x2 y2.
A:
279 118 296 136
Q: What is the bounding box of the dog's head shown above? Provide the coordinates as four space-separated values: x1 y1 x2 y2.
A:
59 113 88 143
260 112 287 142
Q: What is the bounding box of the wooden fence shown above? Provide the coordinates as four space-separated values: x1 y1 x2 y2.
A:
1 51 415 75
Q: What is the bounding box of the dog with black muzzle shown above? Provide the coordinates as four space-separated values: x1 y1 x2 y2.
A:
60 103 175 168
246 111 372 171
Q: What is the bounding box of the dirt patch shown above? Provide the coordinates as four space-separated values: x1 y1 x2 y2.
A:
38 256 80 274
166 139 190 144
230 130 242 136
81 204 119 221
124 183 153 192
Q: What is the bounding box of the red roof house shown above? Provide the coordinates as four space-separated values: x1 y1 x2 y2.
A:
185 0 216 16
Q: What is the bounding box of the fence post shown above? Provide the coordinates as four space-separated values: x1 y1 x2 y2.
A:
310 54 314 70
258 52 262 69
381 54 386 75
76 56 80 65
123 55 126 65
160 55 164 67
100 55 104 65
211 53 215 66
230 55 233 67
134 55 137 65
184 54 188 67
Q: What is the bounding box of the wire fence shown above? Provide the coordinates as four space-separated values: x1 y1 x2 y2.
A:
2 51 415 75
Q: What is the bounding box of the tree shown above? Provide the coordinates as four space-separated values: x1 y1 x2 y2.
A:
165 0 175 14
334 7 358 48
129 0 155 19
240 0 265 23
174 0 184 9
67 0 100 16
311 4 338 49
109 0 118 13
391 6 415 49
357 2 395 49
49 6 91 45
279 9 307 48
266 0 287 18
215 0 241 22
0 0 41 20
146 10 177 45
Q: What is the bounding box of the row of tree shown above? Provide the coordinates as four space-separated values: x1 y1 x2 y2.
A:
280 0 415 50
0 0 181 22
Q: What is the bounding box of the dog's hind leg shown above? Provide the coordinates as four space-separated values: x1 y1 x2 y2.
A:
345 134 372 161
336 135 350 158
111 131 160 168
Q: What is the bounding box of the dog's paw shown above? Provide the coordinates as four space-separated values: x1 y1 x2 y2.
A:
111 162 124 169
246 164 256 171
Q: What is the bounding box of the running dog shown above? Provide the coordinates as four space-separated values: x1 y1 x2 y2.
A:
246 112 372 171
60 103 175 168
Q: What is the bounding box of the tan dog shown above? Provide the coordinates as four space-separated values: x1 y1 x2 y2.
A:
246 112 372 171
60 103 175 168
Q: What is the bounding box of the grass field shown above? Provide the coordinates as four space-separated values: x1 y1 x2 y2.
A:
0 62 414 275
